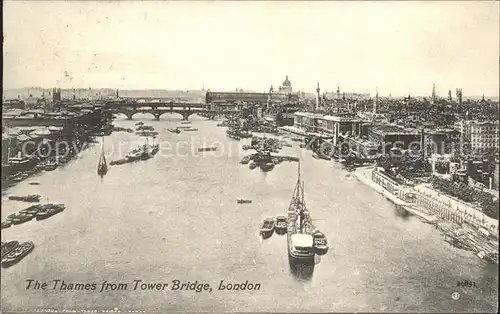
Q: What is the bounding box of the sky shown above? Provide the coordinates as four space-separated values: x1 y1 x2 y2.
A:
3 1 499 96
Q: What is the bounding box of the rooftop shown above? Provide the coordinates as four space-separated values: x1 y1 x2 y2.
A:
371 125 420 135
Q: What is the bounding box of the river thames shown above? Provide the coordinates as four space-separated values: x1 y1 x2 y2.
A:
1 115 497 313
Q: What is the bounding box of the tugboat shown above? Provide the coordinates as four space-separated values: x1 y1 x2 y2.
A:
1 241 19 259
275 216 287 235
168 128 181 134
260 218 275 239
150 143 160 155
141 139 159 160
1 241 35 268
1 142 39 179
312 230 329 255
126 145 147 161
97 139 108 177
287 162 316 266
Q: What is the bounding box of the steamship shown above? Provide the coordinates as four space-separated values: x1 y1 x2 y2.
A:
287 163 316 266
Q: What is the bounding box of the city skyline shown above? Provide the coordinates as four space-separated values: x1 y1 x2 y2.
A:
3 1 499 97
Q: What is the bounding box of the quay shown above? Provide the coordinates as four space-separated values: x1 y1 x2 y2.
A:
353 166 498 263
2 103 113 182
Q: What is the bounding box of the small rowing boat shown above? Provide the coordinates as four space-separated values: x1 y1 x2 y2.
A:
237 199 252 204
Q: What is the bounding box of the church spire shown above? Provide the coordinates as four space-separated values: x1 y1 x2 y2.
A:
315 83 320 111
431 83 436 103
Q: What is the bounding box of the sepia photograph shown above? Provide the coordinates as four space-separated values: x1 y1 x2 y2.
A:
1 1 499 313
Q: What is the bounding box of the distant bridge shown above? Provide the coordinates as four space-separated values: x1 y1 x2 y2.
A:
103 99 215 120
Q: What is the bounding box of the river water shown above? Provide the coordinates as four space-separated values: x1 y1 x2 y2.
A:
1 115 497 313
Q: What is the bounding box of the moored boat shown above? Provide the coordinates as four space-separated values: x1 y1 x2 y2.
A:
44 160 59 171
313 151 331 160
198 147 217 152
184 128 198 132
8 194 41 202
260 161 274 172
240 155 252 165
168 128 181 134
5 213 17 222
136 125 154 131
1 221 12 229
24 205 42 215
312 230 329 255
1 241 19 259
2 152 39 179
36 204 65 220
275 216 287 235
260 218 275 239
1 241 35 268
9 172 29 182
110 158 128 165
11 214 33 225
287 163 317 266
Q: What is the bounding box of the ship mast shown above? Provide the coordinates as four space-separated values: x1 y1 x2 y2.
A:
100 138 106 164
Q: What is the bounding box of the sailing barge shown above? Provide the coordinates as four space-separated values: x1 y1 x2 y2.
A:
97 140 108 176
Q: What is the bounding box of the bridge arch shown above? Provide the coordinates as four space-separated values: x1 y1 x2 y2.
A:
157 112 185 120
114 112 133 120
115 110 159 120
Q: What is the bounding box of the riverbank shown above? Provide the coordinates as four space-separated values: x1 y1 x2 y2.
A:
2 116 497 313
353 167 439 222
352 166 498 264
